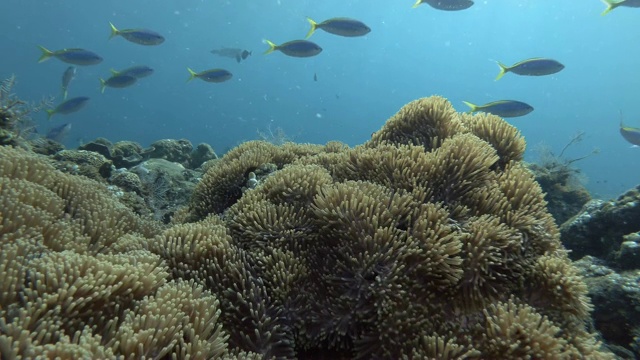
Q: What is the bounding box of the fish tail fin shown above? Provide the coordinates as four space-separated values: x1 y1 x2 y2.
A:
263 40 277 55
62 89 68 100
462 101 478 113
109 22 119 39
187 68 197 82
600 0 621 15
37 45 53 63
412 0 423 8
495 62 509 81
305 17 318 39
99 78 106 94
46 109 55 120
110 68 119 76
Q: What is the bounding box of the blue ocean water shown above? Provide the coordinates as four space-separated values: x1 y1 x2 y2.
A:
0 0 637 199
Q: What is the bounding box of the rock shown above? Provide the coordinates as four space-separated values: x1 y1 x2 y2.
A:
78 138 145 168
53 149 112 181
189 143 217 169
574 256 640 358
31 138 65 155
110 170 143 195
561 185 640 266
147 139 193 165
130 158 201 223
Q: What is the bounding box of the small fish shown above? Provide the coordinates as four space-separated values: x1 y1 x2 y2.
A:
99 74 137 93
264 39 322 58
413 0 474 11
61 66 76 99
46 97 90 120
187 68 233 83
38 46 103 65
495 58 564 80
601 0 640 15
305 17 371 39
109 22 165 46
211 48 252 63
110 65 154 79
46 123 72 142
462 100 534 118
619 112 640 146
314 72 318 81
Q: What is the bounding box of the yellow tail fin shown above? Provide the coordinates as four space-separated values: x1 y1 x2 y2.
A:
37 45 53 63
495 61 509 81
263 40 277 55
109 22 119 39
46 109 55 120
462 101 478 113
186 68 198 82
412 0 423 8
600 0 618 15
99 78 106 94
305 17 318 39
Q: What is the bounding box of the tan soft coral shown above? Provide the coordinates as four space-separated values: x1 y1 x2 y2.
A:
1 95 613 359
196 96 611 358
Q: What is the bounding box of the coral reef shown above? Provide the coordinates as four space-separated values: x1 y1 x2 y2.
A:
0 75 49 149
529 133 597 225
561 185 640 266
559 183 640 357
1 96 613 359
573 256 640 359
147 138 194 166
131 158 200 223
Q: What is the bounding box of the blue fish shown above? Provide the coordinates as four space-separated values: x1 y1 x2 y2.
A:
305 17 371 39
601 0 640 15
38 46 103 65
109 22 165 46
46 97 90 120
61 66 76 99
462 100 534 118
413 0 474 11
111 65 154 79
619 112 640 146
264 39 322 58
99 75 137 93
46 123 72 142
495 58 565 80
187 68 233 83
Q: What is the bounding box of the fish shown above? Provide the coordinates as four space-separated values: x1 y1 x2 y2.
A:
38 46 103 65
263 39 322 58
462 100 534 118
210 48 252 63
109 22 165 46
61 66 76 99
619 112 640 146
495 58 565 80
46 97 90 120
601 0 640 15
413 0 474 11
305 17 371 39
99 74 137 93
110 65 154 79
46 123 72 142
187 68 233 83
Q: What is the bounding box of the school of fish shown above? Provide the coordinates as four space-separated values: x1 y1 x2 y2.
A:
36 1 639 146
